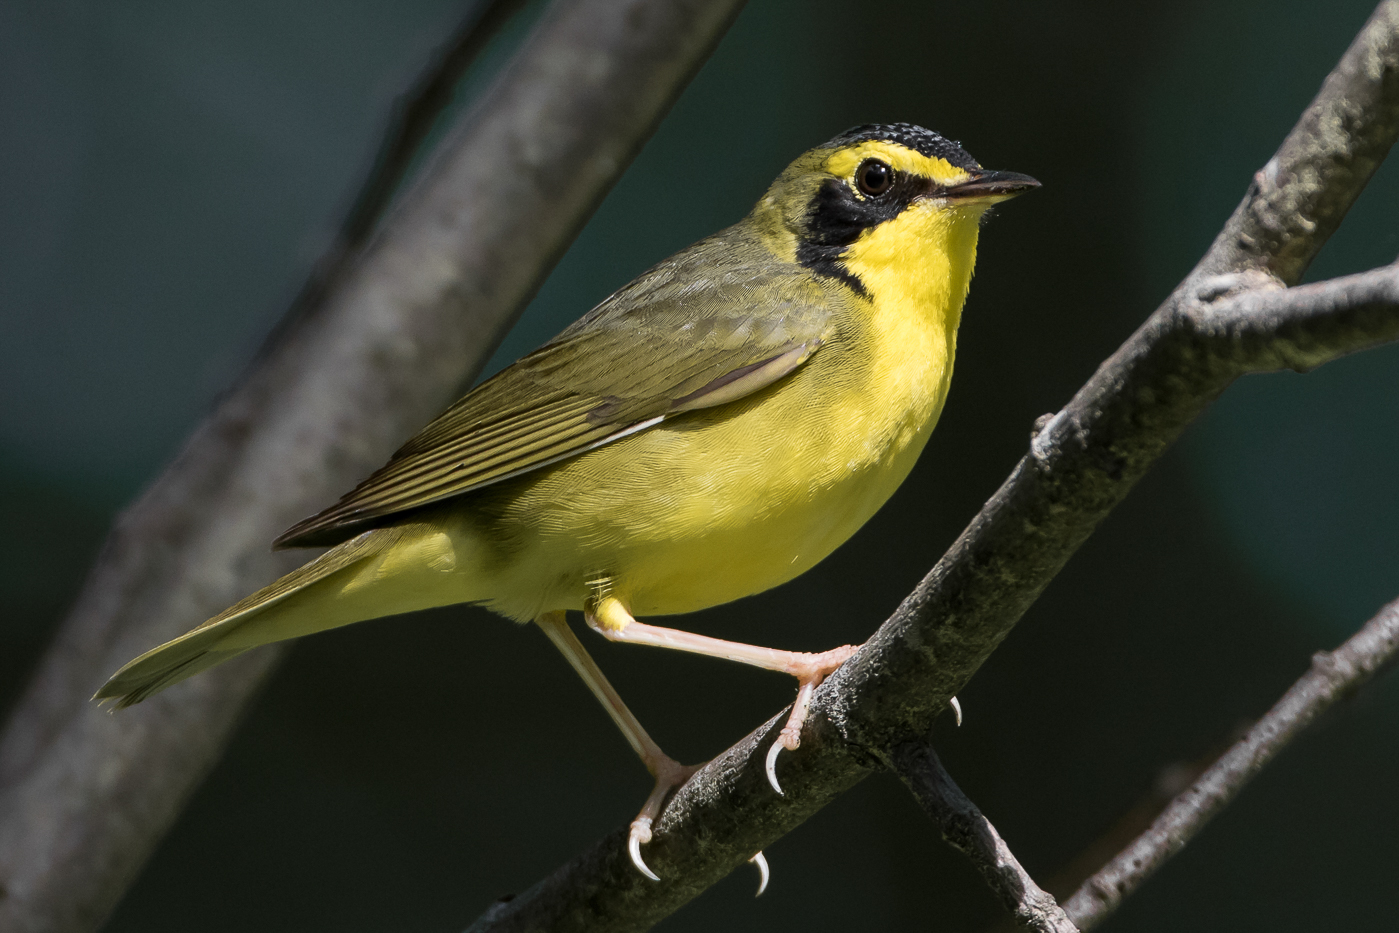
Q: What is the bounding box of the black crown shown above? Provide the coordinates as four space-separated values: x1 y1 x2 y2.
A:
824 123 979 171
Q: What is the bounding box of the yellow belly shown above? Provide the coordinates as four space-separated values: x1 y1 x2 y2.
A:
463 301 956 622
413 199 975 624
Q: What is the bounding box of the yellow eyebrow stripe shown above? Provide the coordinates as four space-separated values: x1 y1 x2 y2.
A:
822 140 974 186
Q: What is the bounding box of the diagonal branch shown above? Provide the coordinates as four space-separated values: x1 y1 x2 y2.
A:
466 4 1399 929
1063 596 1399 929
0 2 746 932
891 743 1079 933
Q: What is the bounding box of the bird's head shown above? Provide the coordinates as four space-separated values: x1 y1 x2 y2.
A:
753 123 1039 297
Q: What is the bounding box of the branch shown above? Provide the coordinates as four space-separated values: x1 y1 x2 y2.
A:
0 2 745 931
978 739 1234 933
466 4 1399 929
1197 0 1399 286
891 743 1079 933
1063 596 1399 929
1182 262 1399 373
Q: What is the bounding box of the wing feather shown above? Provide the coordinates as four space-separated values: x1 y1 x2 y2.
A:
275 232 837 548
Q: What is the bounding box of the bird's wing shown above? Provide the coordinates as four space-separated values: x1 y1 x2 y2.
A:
275 249 834 548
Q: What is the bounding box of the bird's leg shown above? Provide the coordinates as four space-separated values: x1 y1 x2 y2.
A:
534 611 699 881
585 596 856 793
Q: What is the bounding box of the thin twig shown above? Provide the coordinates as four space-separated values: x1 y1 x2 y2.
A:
980 737 1237 933
465 5 1399 930
1063 597 1399 929
891 744 1079 933
0 2 746 931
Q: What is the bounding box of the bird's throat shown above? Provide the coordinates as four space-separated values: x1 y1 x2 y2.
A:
842 201 981 338
837 203 982 466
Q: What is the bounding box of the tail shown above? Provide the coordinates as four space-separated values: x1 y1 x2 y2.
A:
96 524 438 708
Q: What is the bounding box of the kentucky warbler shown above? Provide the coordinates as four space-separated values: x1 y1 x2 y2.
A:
97 123 1037 881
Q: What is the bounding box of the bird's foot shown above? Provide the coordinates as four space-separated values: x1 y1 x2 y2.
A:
764 644 857 795
749 851 771 896
620 713 773 896
629 753 701 881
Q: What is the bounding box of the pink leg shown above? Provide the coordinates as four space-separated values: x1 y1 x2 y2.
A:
585 597 856 793
535 612 699 881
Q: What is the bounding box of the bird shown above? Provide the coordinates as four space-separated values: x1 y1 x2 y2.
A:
96 123 1037 882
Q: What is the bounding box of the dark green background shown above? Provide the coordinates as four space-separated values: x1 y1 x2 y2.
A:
2 0 1396 930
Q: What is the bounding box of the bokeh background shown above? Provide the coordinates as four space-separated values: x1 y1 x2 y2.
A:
3 0 1397 930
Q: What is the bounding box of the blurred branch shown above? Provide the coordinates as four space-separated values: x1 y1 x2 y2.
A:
280 0 527 331
890 743 1079 933
0 1 745 931
466 4 1399 930
1063 597 1399 929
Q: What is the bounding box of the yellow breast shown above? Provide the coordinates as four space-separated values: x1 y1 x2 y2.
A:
445 197 983 623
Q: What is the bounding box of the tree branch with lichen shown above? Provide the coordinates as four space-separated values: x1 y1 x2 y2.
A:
891 742 1080 933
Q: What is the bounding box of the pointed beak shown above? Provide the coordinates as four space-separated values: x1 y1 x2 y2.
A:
943 169 1040 204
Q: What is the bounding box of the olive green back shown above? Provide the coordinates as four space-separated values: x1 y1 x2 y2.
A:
276 226 834 548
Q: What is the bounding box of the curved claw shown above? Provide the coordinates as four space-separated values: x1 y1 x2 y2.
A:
765 740 785 796
950 695 963 727
749 851 770 896
629 818 660 881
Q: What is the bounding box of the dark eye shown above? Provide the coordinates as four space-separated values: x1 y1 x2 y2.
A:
856 159 893 196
